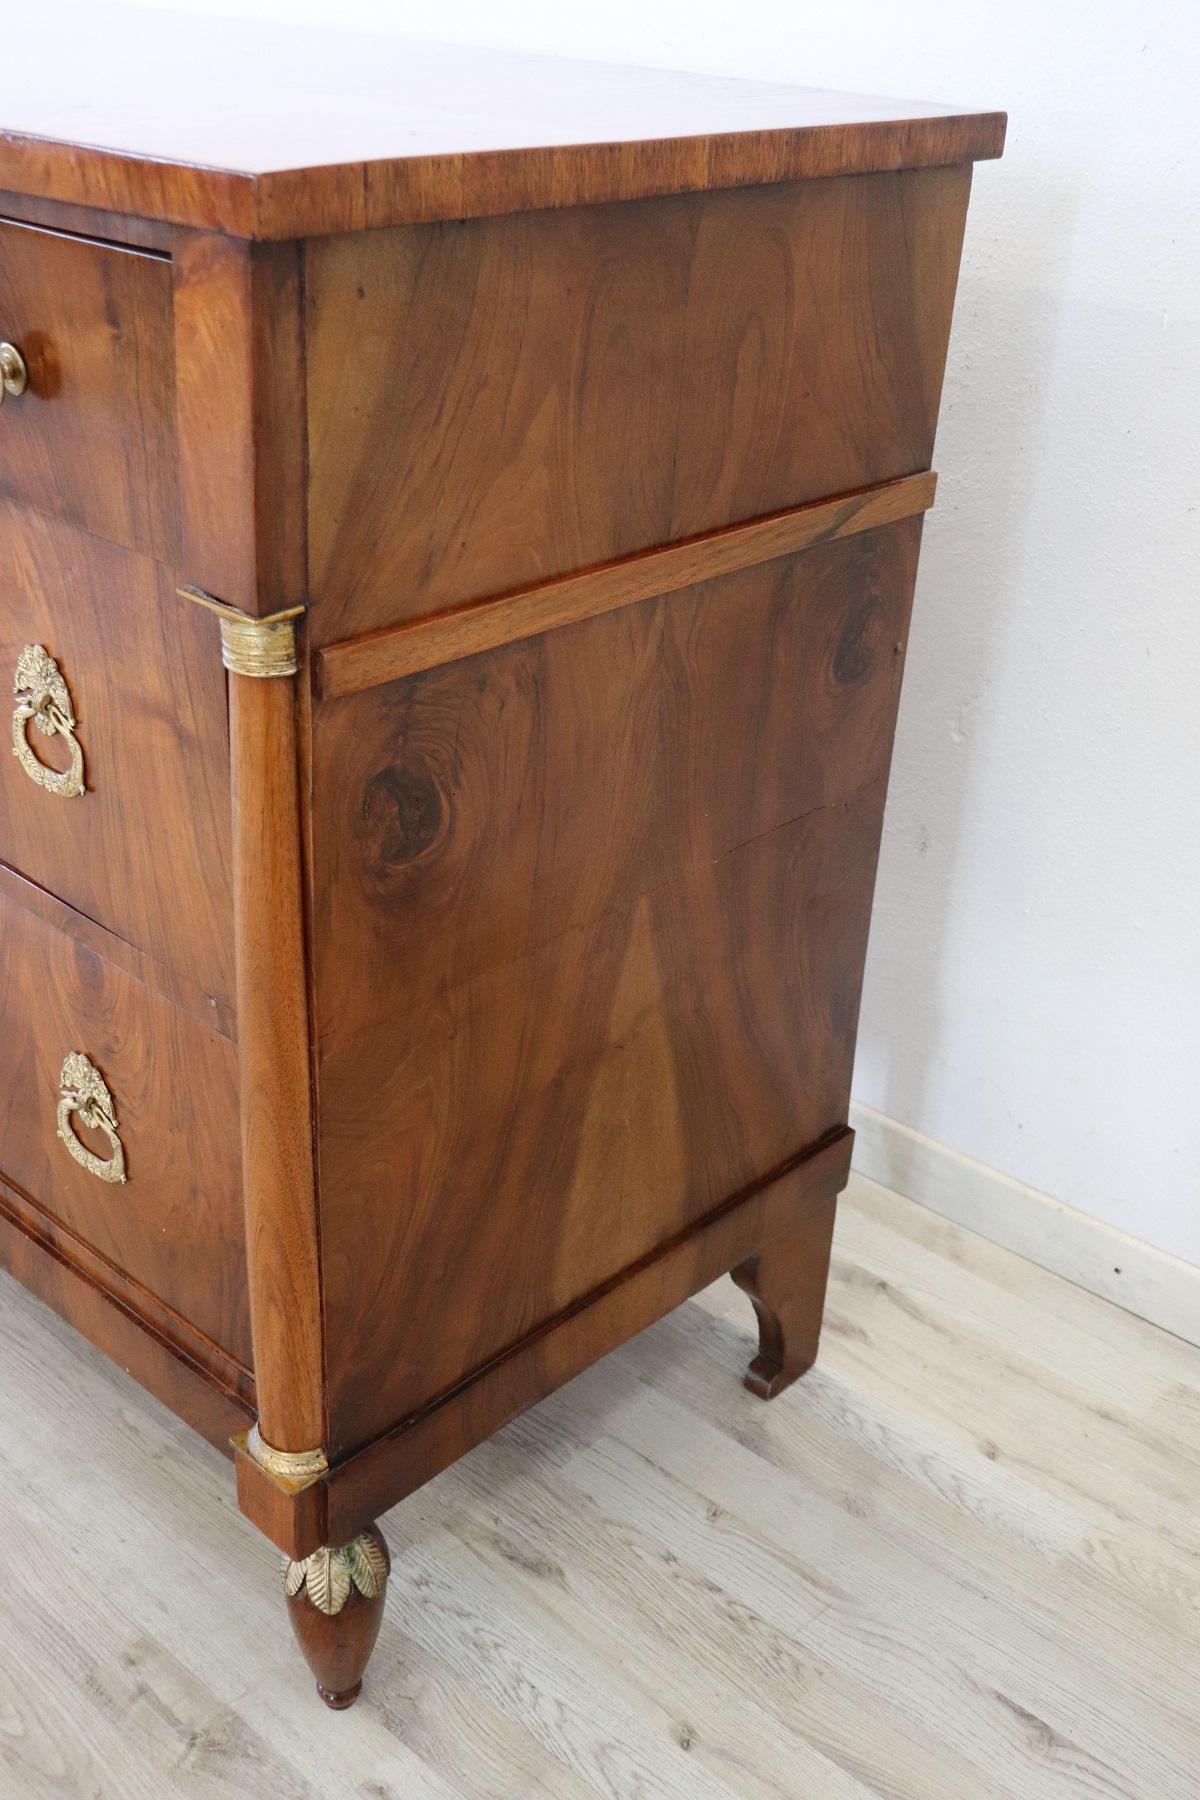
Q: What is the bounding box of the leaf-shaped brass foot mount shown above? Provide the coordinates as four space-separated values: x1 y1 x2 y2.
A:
284 1533 388 1615
282 1525 390 1709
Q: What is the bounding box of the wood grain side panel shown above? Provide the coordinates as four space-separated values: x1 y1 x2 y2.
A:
0 503 235 1016
312 519 922 1457
0 891 250 1365
0 218 177 560
305 168 968 643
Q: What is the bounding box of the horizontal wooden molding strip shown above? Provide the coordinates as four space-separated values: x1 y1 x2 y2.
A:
319 470 938 698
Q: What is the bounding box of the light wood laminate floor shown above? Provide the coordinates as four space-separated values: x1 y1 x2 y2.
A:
1 1174 1197 1799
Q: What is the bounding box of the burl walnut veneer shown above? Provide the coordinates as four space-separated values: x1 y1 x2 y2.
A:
0 9 1003 1709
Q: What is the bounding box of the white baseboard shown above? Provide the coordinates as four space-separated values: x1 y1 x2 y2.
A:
848 1101 1200 1349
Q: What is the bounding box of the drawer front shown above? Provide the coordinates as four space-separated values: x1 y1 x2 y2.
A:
0 218 177 559
0 888 250 1365
0 501 234 1020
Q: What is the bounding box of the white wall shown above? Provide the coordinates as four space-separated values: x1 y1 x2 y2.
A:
136 1 1200 1267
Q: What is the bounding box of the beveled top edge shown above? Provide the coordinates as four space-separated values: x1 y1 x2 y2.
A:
0 113 1008 242
0 11 1005 239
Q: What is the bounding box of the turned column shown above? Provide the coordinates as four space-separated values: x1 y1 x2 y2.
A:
182 586 391 1708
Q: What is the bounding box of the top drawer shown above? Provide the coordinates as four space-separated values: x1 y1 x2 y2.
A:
0 219 177 560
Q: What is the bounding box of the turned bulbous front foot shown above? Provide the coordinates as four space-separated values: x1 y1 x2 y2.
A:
731 1196 838 1400
283 1525 390 1709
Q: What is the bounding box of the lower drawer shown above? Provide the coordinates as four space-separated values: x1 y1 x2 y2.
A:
0 887 250 1365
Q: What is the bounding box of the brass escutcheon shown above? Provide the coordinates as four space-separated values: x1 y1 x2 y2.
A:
12 644 86 798
56 1051 126 1184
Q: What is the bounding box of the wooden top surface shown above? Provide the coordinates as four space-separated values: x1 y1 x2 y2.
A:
0 6 1005 240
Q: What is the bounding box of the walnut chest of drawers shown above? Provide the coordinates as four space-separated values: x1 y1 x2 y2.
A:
0 10 1004 1709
